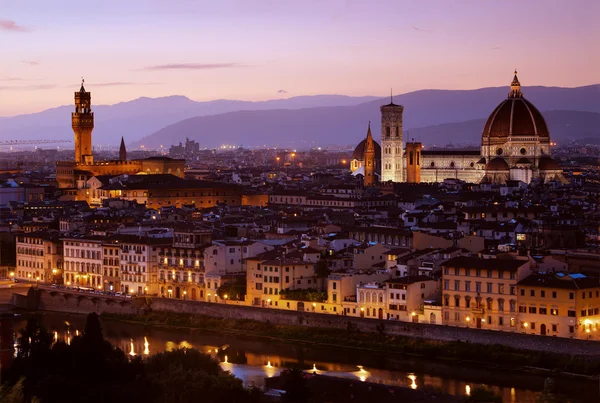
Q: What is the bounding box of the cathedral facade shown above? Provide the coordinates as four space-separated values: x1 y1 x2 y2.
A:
56 81 185 189
351 72 564 186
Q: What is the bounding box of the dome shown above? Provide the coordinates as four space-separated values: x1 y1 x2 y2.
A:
351 139 382 161
485 157 509 171
482 73 549 139
538 157 560 171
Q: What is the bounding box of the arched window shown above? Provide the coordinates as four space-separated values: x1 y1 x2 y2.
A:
386 127 390 137
409 151 414 165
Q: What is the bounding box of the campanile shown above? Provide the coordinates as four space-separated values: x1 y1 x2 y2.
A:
72 79 94 164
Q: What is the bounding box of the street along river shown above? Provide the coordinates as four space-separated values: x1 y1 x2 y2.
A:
14 313 597 403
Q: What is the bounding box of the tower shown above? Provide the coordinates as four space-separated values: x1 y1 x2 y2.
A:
72 79 94 164
363 122 376 187
119 136 127 161
380 93 404 182
405 141 422 183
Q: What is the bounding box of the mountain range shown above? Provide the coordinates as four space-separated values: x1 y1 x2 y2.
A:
1 85 598 149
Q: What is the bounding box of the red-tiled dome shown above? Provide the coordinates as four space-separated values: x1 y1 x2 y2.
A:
352 139 381 161
482 72 549 140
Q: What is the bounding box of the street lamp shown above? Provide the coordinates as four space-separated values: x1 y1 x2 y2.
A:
183 290 187 300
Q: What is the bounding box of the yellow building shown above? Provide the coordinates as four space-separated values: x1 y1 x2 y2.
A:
15 231 63 284
441 256 530 330
516 273 600 340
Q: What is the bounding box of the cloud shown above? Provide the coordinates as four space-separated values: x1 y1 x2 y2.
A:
412 26 433 33
0 84 55 91
92 81 162 87
136 63 245 71
0 20 29 32
277 89 288 94
22 60 40 66
0 76 24 82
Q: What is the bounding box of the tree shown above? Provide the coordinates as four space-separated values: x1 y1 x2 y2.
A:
281 367 311 403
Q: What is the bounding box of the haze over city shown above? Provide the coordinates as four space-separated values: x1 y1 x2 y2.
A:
1 0 599 116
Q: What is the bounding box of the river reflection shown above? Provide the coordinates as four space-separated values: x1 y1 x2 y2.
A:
14 314 594 403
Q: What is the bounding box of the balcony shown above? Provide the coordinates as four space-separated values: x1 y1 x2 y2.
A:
471 307 485 315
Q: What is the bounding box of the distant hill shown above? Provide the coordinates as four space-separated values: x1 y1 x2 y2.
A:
408 110 600 145
2 84 598 148
134 107 600 149
0 94 379 147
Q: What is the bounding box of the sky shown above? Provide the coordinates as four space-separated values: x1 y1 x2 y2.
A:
1 0 599 116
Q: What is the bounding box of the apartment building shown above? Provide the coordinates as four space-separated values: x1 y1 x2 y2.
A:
441 256 530 330
517 272 600 339
15 231 63 283
117 235 171 295
63 236 104 289
157 226 212 300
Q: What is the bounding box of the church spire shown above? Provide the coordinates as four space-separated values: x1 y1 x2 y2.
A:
365 121 374 151
508 69 522 98
119 136 127 161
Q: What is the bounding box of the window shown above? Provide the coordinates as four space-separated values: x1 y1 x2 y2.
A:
443 280 449 290
487 270 492 278
510 286 516 296
476 269 481 277
498 284 504 294
444 295 449 306
528 307 537 314
550 309 558 316
541 290 546 298
552 324 557 332
454 280 460 291
539 307 547 315
569 292 574 300
581 310 587 317
582 292 586 299
487 283 492 293
510 318 515 327
552 291 557 298
520 288 525 296
530 290 535 297
498 299 504 312
487 316 492 325
465 281 471 292
530 322 536 330
499 317 504 326
569 326 574 334
519 306 527 313
567 310 576 317
475 282 481 293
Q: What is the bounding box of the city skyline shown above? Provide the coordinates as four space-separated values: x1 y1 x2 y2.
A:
2 0 599 116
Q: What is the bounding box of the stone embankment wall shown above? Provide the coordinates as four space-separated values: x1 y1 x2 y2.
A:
149 298 600 356
13 287 140 315
15 288 600 356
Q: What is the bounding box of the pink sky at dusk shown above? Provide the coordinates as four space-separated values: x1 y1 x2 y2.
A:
1 0 599 116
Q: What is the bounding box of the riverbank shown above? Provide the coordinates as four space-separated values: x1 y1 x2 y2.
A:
101 311 600 378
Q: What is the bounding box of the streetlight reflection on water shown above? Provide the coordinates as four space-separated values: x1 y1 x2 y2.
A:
354 365 369 382
408 374 417 390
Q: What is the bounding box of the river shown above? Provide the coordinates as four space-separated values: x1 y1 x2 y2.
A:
12 313 596 403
